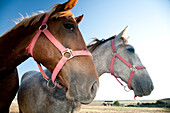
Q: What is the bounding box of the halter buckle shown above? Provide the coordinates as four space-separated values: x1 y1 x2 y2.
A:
130 65 137 72
101 39 105 42
47 79 56 89
112 51 117 55
62 48 74 60
39 24 48 30
123 85 131 92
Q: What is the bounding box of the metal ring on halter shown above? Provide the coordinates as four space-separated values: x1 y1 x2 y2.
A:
101 39 105 42
62 48 74 60
123 85 131 92
112 51 117 55
47 79 57 89
130 65 137 72
39 24 48 30
44 77 49 82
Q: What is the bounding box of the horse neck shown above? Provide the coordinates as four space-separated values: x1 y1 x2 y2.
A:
89 41 111 77
0 24 38 71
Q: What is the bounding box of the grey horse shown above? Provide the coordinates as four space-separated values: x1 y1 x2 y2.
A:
18 27 154 113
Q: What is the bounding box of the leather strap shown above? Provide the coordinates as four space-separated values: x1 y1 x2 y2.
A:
110 39 146 89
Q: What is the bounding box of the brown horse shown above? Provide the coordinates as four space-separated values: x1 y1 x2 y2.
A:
0 0 99 112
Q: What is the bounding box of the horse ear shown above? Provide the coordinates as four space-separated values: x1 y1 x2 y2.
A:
114 26 129 44
64 0 78 10
75 14 84 24
56 0 78 11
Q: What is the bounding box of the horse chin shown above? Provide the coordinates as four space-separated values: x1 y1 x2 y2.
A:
65 83 96 104
134 91 152 97
65 91 94 104
132 85 153 97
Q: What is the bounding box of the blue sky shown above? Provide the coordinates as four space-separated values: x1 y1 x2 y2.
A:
0 0 170 100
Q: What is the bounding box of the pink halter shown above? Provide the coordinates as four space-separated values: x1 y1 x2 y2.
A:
27 14 92 86
110 39 146 91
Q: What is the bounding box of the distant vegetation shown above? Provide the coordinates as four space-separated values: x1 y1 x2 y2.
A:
103 100 170 108
113 100 120 106
103 100 120 106
126 100 170 108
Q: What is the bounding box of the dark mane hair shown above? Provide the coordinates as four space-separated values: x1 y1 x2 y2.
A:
87 35 129 52
87 35 116 52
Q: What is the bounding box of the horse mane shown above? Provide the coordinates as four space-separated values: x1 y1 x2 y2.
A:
87 36 115 52
87 36 128 52
1 4 74 37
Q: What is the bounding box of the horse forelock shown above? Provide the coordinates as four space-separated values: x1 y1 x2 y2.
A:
51 11 75 21
122 37 128 44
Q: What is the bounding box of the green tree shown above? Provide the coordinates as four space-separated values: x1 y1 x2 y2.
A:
137 102 140 106
113 100 120 106
155 100 165 105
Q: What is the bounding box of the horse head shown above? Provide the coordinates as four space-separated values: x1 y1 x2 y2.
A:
27 0 99 103
88 26 153 97
111 27 153 96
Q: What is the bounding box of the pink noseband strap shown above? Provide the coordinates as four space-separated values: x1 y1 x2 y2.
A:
27 14 92 86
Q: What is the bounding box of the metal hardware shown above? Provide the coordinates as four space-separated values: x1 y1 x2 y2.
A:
62 48 74 60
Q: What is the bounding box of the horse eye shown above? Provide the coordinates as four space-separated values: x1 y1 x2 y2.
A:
127 47 135 53
64 23 75 31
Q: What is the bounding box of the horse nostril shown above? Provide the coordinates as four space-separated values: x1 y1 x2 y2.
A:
90 81 98 98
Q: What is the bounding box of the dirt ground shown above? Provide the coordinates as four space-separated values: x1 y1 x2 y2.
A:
80 105 170 113
10 102 170 113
